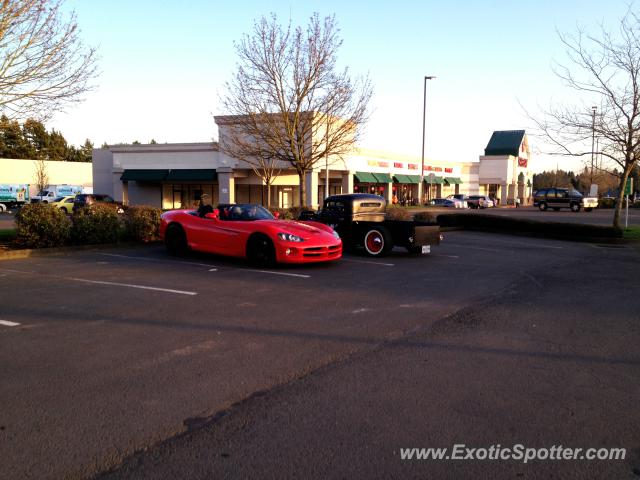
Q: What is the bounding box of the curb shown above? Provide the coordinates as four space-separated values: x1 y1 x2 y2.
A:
0 241 160 261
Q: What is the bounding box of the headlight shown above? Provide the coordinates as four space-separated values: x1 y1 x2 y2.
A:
332 230 340 239
278 232 304 242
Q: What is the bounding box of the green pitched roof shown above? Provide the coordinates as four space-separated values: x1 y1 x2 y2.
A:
484 130 525 156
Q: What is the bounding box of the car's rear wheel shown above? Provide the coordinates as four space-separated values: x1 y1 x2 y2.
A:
538 202 547 211
362 226 393 257
570 203 580 212
247 234 276 266
165 224 188 256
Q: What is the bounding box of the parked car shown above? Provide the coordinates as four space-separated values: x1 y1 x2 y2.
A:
50 196 76 214
160 203 342 265
467 195 494 209
301 193 441 256
446 194 469 208
430 198 460 208
72 194 124 213
533 188 597 212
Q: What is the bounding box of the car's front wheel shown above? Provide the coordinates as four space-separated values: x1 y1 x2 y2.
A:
165 224 188 256
247 234 276 266
60 207 68 214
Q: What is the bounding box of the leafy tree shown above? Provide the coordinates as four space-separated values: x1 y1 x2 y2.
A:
22 119 49 159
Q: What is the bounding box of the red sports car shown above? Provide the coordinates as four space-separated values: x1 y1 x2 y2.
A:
160 204 342 265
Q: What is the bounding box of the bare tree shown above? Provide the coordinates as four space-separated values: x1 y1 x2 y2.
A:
0 0 98 121
219 13 372 207
530 9 640 228
33 158 49 194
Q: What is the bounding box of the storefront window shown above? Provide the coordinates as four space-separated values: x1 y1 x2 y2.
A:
162 184 216 210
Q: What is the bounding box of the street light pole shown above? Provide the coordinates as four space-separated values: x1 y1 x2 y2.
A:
590 106 597 189
325 113 329 199
419 75 436 205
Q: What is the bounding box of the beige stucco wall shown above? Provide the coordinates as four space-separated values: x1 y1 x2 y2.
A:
0 158 93 196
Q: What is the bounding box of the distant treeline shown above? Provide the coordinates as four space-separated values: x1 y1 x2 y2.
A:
532 168 639 195
0 116 93 162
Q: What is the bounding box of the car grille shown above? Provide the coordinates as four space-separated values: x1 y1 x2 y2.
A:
301 244 342 259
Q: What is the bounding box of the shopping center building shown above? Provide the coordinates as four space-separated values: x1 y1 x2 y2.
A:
92 122 534 209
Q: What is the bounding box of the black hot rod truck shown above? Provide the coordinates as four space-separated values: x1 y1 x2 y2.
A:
299 193 441 257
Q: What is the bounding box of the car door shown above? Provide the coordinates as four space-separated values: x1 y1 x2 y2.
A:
190 214 239 255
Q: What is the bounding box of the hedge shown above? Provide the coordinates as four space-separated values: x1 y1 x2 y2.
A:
15 203 72 248
436 213 623 241
71 203 123 244
124 205 162 242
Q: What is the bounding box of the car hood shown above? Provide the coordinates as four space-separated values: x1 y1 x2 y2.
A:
258 219 333 238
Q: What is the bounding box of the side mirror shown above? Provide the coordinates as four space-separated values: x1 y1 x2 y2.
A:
205 209 220 220
273 211 280 219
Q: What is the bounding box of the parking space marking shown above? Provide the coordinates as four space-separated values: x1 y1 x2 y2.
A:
0 267 198 296
244 269 310 278
341 258 394 267
97 252 309 278
66 277 198 295
0 320 20 327
432 254 460 259
98 253 221 269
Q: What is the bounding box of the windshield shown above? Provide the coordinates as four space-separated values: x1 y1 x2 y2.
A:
52 196 64 202
220 204 274 221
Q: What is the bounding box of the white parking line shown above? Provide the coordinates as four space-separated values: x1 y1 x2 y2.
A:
0 268 198 296
98 253 221 268
66 277 198 295
0 320 20 327
244 269 310 278
341 258 395 267
432 254 460 259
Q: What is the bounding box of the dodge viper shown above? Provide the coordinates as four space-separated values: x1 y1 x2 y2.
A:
159 204 342 265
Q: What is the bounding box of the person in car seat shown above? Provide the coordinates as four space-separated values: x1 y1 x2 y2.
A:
198 194 214 217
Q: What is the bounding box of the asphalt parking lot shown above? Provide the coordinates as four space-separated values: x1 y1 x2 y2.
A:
0 232 639 479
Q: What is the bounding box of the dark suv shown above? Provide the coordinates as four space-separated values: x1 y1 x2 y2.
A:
72 194 123 213
533 188 597 212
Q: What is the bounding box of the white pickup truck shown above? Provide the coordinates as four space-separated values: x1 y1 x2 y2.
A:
31 185 84 203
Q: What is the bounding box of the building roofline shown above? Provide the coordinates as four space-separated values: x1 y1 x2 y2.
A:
105 142 219 153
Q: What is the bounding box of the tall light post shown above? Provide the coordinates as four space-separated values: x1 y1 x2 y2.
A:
590 105 597 188
418 75 436 205
325 113 329 199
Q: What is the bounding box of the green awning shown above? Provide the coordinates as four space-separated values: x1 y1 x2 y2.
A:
393 174 410 183
394 174 421 184
372 172 392 183
165 169 217 182
120 169 169 182
424 175 444 185
444 177 463 185
354 171 377 183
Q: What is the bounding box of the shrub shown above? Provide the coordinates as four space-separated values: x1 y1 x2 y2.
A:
413 211 438 223
385 206 413 221
72 203 123 244
598 197 616 209
15 203 71 248
124 206 162 242
271 206 308 220
436 213 623 240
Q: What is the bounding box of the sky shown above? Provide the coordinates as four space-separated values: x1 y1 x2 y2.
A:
52 0 630 173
